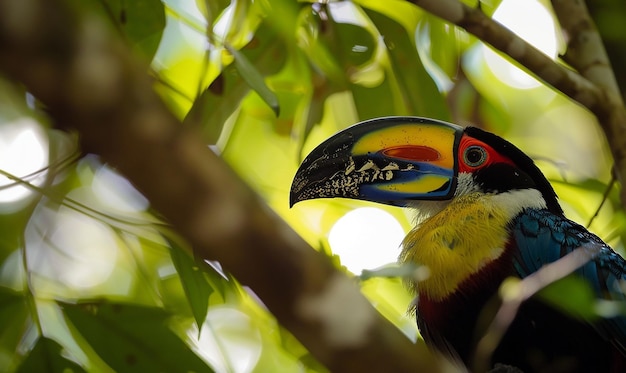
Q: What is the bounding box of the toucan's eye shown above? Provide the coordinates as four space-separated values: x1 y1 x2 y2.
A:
463 145 488 167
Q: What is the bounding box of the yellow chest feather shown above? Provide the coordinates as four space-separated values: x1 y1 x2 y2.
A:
401 193 511 301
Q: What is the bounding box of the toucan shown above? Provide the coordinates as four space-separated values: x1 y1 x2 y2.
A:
290 116 626 372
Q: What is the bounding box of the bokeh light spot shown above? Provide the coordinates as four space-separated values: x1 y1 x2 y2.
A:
328 207 405 273
0 117 48 208
26 207 119 290
191 307 262 373
483 0 558 89
92 165 149 213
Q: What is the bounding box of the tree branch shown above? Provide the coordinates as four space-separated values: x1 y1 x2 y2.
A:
551 0 623 100
0 1 453 372
409 0 626 205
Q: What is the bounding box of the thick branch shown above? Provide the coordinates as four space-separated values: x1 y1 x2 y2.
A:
0 1 452 372
410 0 601 110
551 0 623 100
410 0 626 205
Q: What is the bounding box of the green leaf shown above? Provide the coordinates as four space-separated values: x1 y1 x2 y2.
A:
422 15 460 76
296 4 348 85
325 5 377 70
184 22 286 143
167 238 212 331
365 9 450 120
62 301 213 372
16 337 86 373
195 0 231 33
0 287 29 369
225 43 280 117
96 0 166 61
537 276 599 320
0 210 30 264
350 77 399 120
299 72 342 159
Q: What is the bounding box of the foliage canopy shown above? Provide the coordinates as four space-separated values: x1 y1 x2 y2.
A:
0 0 625 371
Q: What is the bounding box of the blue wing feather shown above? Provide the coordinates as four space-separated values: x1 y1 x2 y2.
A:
511 209 626 351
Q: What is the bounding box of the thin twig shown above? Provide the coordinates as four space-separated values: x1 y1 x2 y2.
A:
472 245 600 372
587 172 616 228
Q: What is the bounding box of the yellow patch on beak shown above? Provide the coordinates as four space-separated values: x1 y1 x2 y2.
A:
375 174 452 194
352 124 457 170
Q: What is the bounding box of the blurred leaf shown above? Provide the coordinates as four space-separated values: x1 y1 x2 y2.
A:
0 287 28 368
223 0 255 46
62 301 213 372
461 0 480 6
607 210 626 248
446 75 480 122
365 9 450 120
296 5 345 84
551 178 626 247
476 0 504 16
477 90 512 131
16 337 86 373
256 0 302 42
196 0 231 33
0 210 31 263
96 0 166 61
295 1 395 135
350 76 398 120
537 276 599 320
359 262 420 281
184 22 286 143
299 72 340 157
167 237 212 331
552 178 615 223
325 3 377 69
225 43 280 116
416 13 461 85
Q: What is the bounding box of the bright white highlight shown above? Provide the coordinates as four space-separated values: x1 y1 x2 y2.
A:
26 206 120 290
483 0 558 88
328 207 404 273
191 307 262 373
92 165 149 213
0 117 48 208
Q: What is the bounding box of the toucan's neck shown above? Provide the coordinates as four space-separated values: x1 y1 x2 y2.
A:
402 187 548 300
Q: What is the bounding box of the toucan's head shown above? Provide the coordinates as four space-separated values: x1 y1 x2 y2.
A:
290 116 562 216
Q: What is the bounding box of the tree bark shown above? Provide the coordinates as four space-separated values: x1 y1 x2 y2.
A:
0 0 452 372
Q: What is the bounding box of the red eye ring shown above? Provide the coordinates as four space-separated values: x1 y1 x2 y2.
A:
463 145 488 168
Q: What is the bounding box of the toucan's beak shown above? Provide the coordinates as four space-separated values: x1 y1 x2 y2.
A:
290 116 463 207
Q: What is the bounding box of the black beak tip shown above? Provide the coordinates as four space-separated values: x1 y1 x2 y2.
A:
289 194 297 208
289 174 304 208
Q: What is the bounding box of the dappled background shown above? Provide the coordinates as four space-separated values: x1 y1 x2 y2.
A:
1 0 625 371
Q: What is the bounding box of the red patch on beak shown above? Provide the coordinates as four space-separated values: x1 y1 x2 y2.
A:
382 145 440 162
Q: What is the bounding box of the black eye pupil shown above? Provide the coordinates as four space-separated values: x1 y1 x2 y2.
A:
464 146 487 167
467 149 481 163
